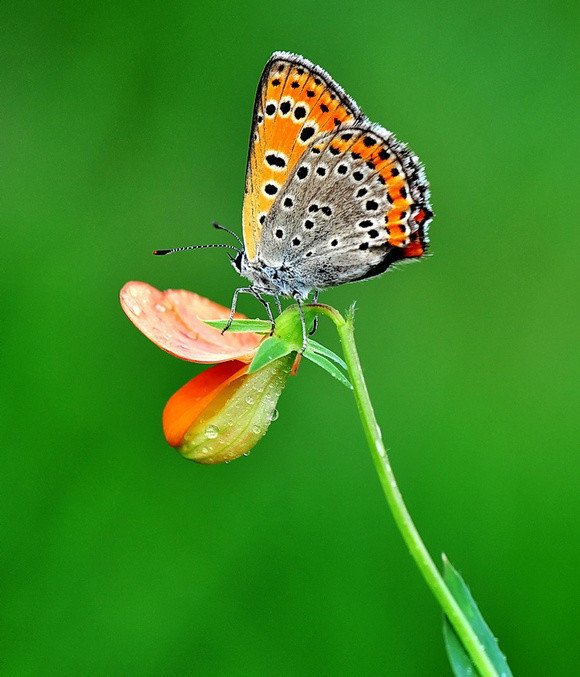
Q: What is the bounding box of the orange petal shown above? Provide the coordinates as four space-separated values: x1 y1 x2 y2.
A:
120 281 261 363
162 361 248 446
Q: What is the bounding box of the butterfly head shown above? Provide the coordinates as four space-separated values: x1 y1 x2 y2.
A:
230 249 245 274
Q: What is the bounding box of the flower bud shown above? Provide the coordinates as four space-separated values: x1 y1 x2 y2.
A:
163 355 293 464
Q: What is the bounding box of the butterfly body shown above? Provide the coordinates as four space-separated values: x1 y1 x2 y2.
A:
236 52 433 303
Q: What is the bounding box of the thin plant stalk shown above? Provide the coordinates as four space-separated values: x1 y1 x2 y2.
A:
314 304 498 677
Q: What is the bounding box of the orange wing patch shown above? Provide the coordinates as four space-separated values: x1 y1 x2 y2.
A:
242 52 361 260
340 129 416 248
300 123 432 257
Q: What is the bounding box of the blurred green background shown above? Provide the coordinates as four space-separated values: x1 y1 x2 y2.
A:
2 1 578 674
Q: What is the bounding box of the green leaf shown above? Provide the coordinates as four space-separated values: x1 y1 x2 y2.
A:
248 336 294 374
303 347 352 390
442 554 512 677
307 338 347 371
203 318 273 333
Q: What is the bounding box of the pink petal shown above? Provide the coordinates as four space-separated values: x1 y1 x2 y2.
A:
120 281 261 363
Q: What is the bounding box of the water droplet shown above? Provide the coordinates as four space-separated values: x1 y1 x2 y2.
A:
245 396 254 404
270 409 279 422
251 424 263 435
205 425 219 439
155 303 167 312
127 302 141 316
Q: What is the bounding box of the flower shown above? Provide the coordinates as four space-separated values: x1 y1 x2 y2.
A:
120 281 292 464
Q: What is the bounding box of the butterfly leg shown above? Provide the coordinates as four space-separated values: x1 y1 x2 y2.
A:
293 294 308 354
222 287 250 334
251 289 275 335
222 287 275 335
274 294 283 315
308 290 320 336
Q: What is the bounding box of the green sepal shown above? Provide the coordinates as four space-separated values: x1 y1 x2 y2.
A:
273 305 316 346
303 347 352 390
248 336 294 374
306 338 348 371
442 554 512 677
203 318 273 333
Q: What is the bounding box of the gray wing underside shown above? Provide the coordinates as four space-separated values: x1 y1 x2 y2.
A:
256 127 393 289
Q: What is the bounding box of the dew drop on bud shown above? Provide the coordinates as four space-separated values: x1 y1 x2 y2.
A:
204 425 219 439
270 409 279 422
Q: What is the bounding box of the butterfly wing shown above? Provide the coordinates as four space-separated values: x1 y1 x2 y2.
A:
242 51 361 260
258 121 433 288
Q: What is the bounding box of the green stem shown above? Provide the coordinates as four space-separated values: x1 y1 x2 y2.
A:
314 304 498 677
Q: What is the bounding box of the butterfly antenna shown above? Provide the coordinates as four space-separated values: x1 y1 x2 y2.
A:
212 221 244 248
153 243 240 256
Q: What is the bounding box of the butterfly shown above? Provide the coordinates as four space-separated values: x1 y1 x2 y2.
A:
156 52 433 340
